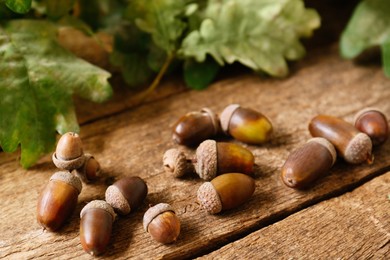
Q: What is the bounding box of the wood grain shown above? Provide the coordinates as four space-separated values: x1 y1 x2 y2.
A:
200 172 390 259
1 45 390 259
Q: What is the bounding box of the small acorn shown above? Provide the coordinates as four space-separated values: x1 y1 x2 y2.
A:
172 108 220 146
80 200 116 256
143 203 180 244
163 140 254 180
197 173 255 214
37 171 82 231
220 104 273 145
281 138 337 189
354 108 389 146
52 132 85 170
105 176 148 215
309 115 373 164
75 154 101 183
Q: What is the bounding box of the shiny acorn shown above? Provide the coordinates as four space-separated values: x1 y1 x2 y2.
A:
172 108 220 146
309 115 373 164
143 203 180 244
105 176 148 215
80 200 116 256
52 132 85 170
281 138 337 189
37 171 82 231
163 140 254 180
197 173 256 214
220 104 273 145
354 108 389 146
75 154 101 183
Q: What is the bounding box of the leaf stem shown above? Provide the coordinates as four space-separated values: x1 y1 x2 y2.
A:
134 52 175 103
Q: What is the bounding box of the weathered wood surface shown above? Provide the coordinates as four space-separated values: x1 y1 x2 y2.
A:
201 172 390 259
1 44 390 259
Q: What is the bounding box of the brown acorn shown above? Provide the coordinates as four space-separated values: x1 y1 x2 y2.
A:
281 138 337 189
143 203 180 244
354 108 389 146
75 154 101 183
52 132 85 170
163 140 254 180
172 108 220 146
197 173 256 214
220 104 273 144
309 115 373 164
105 176 148 215
80 200 116 256
37 171 82 231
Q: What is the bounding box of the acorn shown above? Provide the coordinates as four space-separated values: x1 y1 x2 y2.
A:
281 138 337 189
163 140 254 180
220 104 273 145
37 171 82 231
80 200 116 256
75 154 101 183
105 176 148 215
197 173 255 214
172 108 220 146
52 132 85 170
354 108 389 146
309 115 373 164
143 203 180 244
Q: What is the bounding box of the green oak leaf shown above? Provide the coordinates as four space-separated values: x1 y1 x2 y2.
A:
128 0 190 54
184 58 220 90
0 20 112 168
180 0 320 77
5 0 31 14
340 0 390 59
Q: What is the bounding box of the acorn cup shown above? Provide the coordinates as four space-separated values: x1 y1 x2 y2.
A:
197 173 256 214
220 104 273 145
163 140 254 180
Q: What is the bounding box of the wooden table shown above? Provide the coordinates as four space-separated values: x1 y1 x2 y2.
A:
1 41 390 259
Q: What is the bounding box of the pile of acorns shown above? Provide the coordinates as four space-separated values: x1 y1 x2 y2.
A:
164 104 273 214
36 133 180 256
36 105 389 256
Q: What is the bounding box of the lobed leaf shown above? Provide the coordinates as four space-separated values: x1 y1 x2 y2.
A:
5 0 31 14
128 0 190 54
0 20 112 168
340 0 390 59
180 0 320 77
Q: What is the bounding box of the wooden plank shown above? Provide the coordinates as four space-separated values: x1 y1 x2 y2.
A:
1 44 390 259
200 172 390 259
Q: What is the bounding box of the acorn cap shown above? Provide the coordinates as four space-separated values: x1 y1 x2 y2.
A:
344 133 373 164
50 170 82 194
195 140 218 180
105 185 131 215
163 149 189 177
143 203 175 232
307 137 337 166
220 104 240 133
80 200 116 221
197 182 222 214
353 107 383 123
52 152 86 170
201 107 220 135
